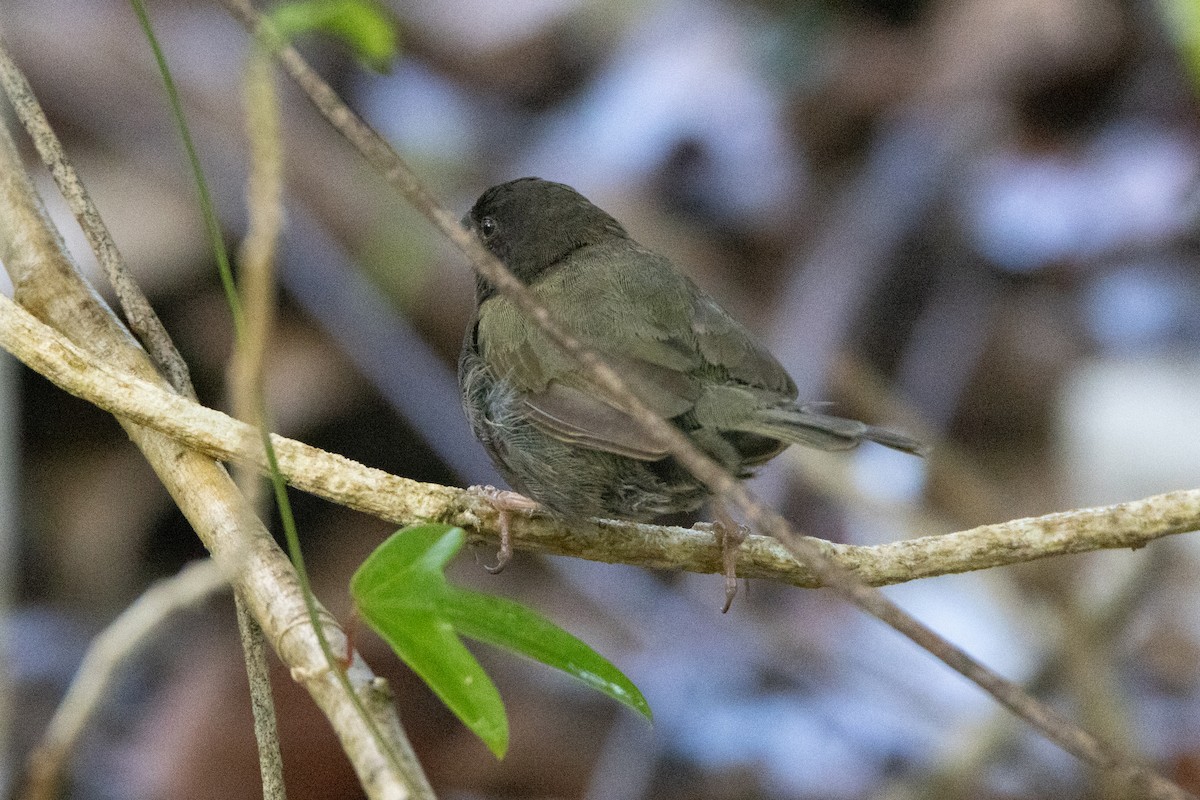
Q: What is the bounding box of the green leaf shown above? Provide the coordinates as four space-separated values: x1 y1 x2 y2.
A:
352 525 507 756
269 0 399 72
446 589 652 721
351 524 652 758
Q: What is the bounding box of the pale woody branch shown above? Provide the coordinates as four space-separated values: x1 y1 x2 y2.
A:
0 120 430 800
0 287 1195 589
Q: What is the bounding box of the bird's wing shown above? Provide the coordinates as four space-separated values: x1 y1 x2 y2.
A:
687 288 796 397
475 240 791 458
520 381 673 460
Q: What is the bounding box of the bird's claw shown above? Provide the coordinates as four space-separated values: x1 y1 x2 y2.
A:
468 485 538 574
711 512 749 612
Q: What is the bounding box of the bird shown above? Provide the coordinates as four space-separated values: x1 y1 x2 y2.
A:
458 177 925 608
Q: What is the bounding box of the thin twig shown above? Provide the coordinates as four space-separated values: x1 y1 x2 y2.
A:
0 286 1196 591
232 47 282 464
212 3 1197 794
234 593 288 800
22 560 228 800
230 45 288 800
0 41 195 398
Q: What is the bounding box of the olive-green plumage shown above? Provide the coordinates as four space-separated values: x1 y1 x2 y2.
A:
459 178 924 522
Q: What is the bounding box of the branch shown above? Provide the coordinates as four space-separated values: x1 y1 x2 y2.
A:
0 282 1195 591
1 36 289 799
0 116 431 800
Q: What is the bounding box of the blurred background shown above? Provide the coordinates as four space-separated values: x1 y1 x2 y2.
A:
2 0 1200 797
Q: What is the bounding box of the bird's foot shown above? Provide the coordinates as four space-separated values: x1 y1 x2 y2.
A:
468 486 539 574
712 509 749 613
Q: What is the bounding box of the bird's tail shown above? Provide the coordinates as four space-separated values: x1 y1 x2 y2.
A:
739 407 929 457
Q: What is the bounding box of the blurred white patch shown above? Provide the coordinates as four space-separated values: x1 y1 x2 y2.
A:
359 60 482 163
665 570 1043 796
677 696 881 798
1082 264 1200 351
1059 357 1200 507
851 444 927 505
522 0 806 227
879 575 1042 685
966 124 1199 272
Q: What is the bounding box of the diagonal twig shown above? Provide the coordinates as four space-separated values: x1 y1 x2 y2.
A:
229 44 288 800
211 3 1198 795
0 41 195 398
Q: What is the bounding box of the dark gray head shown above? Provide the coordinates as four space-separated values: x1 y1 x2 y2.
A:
464 178 629 301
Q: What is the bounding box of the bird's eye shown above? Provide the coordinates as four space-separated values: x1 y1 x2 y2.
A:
479 217 498 240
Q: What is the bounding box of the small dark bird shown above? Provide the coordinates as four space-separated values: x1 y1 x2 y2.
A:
459 178 924 606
